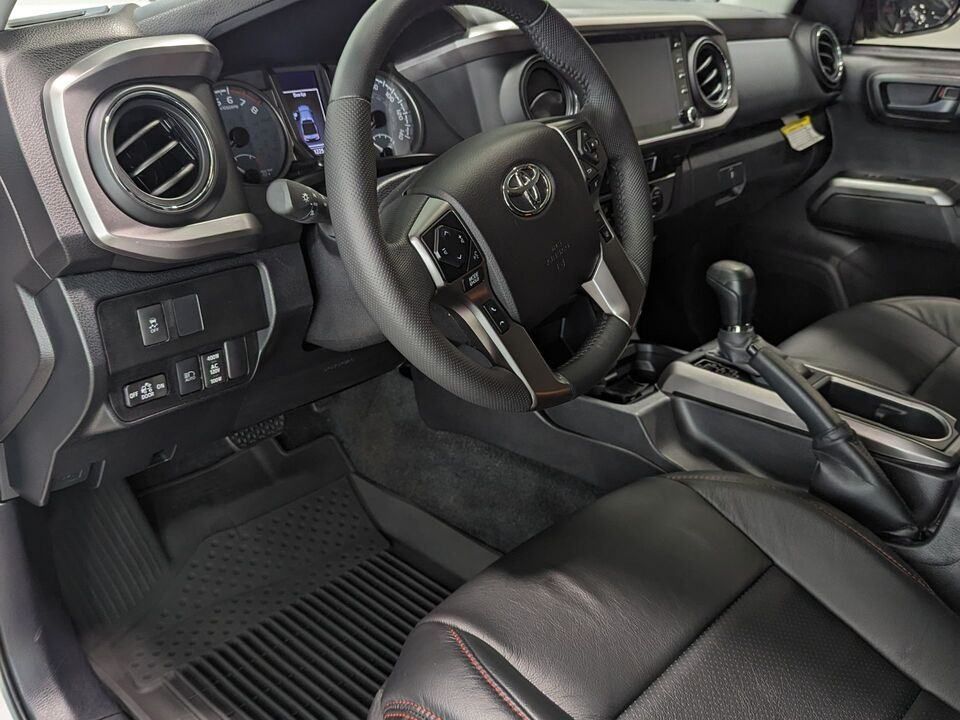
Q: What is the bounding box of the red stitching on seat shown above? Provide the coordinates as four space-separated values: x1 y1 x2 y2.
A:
811 504 933 593
676 472 934 595
447 627 531 720
385 713 421 720
383 700 445 720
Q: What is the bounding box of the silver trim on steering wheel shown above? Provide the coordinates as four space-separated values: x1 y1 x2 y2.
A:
407 197 571 409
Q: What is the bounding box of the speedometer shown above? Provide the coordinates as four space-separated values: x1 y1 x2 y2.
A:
370 73 422 158
213 82 290 184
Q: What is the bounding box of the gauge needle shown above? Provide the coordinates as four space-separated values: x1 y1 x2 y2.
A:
373 141 385 153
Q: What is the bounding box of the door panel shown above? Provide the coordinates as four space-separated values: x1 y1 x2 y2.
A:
731 44 960 342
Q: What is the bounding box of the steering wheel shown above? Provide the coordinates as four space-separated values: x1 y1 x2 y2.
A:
325 0 654 412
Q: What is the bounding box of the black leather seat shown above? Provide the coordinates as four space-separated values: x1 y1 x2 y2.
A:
782 297 960 419
372 473 960 719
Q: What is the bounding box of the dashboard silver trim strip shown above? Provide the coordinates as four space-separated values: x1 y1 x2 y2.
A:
812 176 959 209
397 14 737 149
396 14 722 81
44 35 262 262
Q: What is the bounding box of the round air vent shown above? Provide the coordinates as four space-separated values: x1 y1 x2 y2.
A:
520 58 577 120
97 87 216 219
690 38 733 113
812 25 844 89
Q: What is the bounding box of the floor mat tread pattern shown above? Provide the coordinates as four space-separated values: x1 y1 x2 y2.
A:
170 551 446 720
87 471 449 720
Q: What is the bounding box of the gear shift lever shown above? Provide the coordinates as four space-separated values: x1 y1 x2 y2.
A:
706 261 918 540
706 260 759 368
707 260 756 331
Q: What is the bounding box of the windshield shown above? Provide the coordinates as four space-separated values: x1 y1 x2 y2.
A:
9 0 795 24
556 0 795 8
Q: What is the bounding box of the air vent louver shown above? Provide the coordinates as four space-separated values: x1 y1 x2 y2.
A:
691 38 733 113
104 89 214 214
521 59 576 120
813 25 844 89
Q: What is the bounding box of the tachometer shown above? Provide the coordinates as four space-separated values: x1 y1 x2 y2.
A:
213 82 290 184
370 73 422 158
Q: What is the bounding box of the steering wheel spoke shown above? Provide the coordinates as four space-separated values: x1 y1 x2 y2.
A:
584 208 646 327
545 117 645 329
407 197 572 408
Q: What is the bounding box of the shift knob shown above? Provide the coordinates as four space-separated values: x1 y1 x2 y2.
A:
707 260 756 330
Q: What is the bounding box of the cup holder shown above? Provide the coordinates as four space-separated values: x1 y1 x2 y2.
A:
820 378 951 442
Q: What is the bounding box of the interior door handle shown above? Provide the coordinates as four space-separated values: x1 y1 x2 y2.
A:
886 96 960 117
869 73 960 127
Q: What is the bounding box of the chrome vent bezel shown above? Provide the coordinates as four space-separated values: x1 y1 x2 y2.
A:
101 87 216 215
690 38 733 113
520 57 578 120
812 25 845 89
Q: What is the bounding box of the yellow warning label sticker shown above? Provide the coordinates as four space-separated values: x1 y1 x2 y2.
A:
780 114 826 152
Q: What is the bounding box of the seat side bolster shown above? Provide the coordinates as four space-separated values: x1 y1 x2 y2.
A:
675 471 960 711
374 621 571 720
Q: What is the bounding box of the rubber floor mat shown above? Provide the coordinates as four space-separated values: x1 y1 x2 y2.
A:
169 551 447 719
86 472 450 720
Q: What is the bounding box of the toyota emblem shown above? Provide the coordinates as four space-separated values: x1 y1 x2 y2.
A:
502 163 553 217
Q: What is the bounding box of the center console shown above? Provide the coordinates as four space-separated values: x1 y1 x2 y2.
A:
410 255 960 607
550 261 960 530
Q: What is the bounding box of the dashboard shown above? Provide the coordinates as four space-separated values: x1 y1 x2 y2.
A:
0 0 845 505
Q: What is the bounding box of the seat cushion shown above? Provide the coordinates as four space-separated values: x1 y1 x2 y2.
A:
782 297 960 419
371 473 960 720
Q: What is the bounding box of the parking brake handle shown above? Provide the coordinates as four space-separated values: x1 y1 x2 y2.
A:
706 261 919 541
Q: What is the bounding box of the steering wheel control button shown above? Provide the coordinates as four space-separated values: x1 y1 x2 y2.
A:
175 357 203 396
435 225 469 266
576 128 601 166
482 299 510 334
172 294 204 337
200 349 226 388
595 211 613 241
123 374 169 408
468 243 483 271
136 304 169 347
650 185 665 214
463 267 485 292
432 220 474 282
224 338 249 380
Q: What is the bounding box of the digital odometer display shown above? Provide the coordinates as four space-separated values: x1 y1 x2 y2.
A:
275 68 328 157
272 67 423 158
213 82 290 185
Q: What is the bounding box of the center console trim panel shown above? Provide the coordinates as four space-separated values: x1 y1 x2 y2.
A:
660 360 960 470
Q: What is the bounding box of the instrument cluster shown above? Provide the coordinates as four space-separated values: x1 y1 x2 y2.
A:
213 66 423 185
